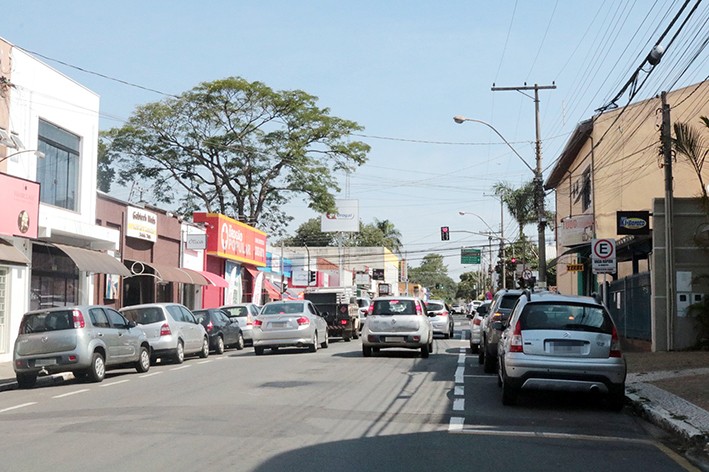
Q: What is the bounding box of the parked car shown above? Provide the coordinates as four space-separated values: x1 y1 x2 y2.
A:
451 303 467 315
361 296 433 358
425 299 455 339
356 296 372 331
479 289 525 373
192 308 244 354
120 303 209 364
467 300 490 354
496 291 627 410
13 305 151 388
220 303 261 346
252 300 329 355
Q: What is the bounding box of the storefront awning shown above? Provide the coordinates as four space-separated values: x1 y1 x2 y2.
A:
195 270 229 288
135 261 198 284
263 278 281 300
0 238 30 265
180 268 211 286
54 243 131 276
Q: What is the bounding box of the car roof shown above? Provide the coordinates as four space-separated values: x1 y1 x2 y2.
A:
523 291 602 305
23 305 104 315
119 303 184 310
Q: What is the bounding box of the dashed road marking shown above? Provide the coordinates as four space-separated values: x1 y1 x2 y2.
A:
170 365 191 371
454 386 464 396
0 402 36 413
453 398 465 411
52 389 89 399
449 417 464 432
455 366 465 384
100 379 130 388
139 372 163 378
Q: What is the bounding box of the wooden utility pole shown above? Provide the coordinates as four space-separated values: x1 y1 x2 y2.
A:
661 91 675 350
492 83 556 285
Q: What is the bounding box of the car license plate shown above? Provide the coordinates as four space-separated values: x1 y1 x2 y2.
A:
270 322 287 328
384 336 404 343
549 341 583 354
35 358 57 367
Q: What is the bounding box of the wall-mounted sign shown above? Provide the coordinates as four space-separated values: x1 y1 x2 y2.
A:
372 268 385 280
378 283 391 295
193 212 267 266
355 272 371 285
0 173 39 239
320 199 359 233
558 214 594 247
566 263 584 271
126 206 158 242
185 233 206 250
616 210 650 235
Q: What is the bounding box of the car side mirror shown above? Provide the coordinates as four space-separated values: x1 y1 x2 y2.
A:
127 320 137 328
491 321 505 331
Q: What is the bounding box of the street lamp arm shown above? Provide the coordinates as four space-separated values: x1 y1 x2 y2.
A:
0 149 45 164
458 211 499 235
453 116 536 175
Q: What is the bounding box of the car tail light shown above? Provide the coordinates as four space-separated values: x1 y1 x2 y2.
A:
367 304 374 315
473 317 482 326
412 336 420 342
296 317 310 326
609 325 622 358
72 310 85 329
340 319 348 325
491 312 502 321
509 321 523 352
253 319 263 327
206 321 214 332
246 315 253 326
438 311 448 317
160 323 172 336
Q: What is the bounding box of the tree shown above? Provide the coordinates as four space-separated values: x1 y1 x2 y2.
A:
456 271 488 300
374 218 403 254
103 77 370 234
281 217 335 247
408 254 456 300
492 180 537 235
672 116 709 205
96 139 114 193
281 218 404 251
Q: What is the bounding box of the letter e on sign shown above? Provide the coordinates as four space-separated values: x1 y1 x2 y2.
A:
591 238 616 274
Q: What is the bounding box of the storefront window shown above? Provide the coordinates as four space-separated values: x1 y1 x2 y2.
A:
30 245 78 309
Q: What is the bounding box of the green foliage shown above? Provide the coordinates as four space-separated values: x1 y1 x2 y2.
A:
455 271 489 300
102 77 369 235
281 217 402 253
672 116 709 206
408 254 456 300
96 139 114 193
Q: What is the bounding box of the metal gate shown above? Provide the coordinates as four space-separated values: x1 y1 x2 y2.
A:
608 272 652 341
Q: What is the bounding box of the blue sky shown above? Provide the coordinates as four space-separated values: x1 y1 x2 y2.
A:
4 1 708 279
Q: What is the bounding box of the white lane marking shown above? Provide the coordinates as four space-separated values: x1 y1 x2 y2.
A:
170 365 191 371
52 389 89 399
0 381 15 388
99 379 130 388
0 402 37 413
453 398 465 411
449 417 464 432
451 427 655 444
457 354 466 365
196 360 211 365
455 366 465 384
454 386 464 396
139 372 163 378
465 374 496 379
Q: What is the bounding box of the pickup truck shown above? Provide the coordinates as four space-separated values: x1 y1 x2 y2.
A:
304 289 359 342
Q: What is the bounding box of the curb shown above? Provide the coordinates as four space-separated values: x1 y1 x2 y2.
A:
0 373 72 393
627 390 708 441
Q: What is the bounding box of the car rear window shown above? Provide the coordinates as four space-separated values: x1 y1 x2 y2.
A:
372 299 418 316
426 302 445 311
222 306 248 317
261 303 304 315
122 307 166 324
192 310 209 324
20 310 74 333
520 303 613 333
499 295 521 310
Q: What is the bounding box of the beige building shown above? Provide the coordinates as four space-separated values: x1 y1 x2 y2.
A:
545 80 709 350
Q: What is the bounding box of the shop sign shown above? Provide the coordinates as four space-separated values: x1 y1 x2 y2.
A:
0 173 39 239
558 214 594 247
193 212 267 266
616 210 650 235
321 199 359 233
126 206 157 242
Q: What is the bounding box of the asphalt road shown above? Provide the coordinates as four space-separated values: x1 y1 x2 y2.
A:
0 318 697 472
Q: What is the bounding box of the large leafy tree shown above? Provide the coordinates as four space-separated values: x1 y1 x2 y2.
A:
455 271 489 300
408 254 456 300
102 77 370 234
281 217 403 252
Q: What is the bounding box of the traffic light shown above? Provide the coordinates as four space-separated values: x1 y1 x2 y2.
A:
510 257 517 264
441 226 450 241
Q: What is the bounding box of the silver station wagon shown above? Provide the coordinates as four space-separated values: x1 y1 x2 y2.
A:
14 305 151 388
361 296 433 358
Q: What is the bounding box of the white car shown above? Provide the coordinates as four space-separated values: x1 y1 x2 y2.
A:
252 300 329 355
361 296 433 358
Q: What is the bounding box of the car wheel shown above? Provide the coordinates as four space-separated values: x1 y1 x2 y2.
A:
352 327 359 340
87 352 105 383
73 371 89 380
16 373 37 389
320 333 329 349
421 344 430 358
344 336 351 342
254 346 264 356
608 385 626 412
373 347 381 353
174 340 185 364
309 332 318 352
470 342 479 354
478 342 485 365
215 336 225 355
483 349 496 373
198 337 210 358
428 342 433 353
362 346 372 357
135 346 150 373
235 333 245 351
501 374 518 406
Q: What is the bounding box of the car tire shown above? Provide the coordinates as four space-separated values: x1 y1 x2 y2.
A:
235 333 245 351
478 342 485 365
87 352 105 383
608 385 626 412
254 346 264 356
174 340 185 364
16 373 37 389
308 332 318 352
421 344 430 358
198 337 210 358
320 334 329 349
428 341 433 353
215 336 225 355
73 371 89 380
135 346 151 373
344 336 351 342
501 375 518 406
362 346 372 357
483 348 496 373
352 327 359 340
470 342 479 354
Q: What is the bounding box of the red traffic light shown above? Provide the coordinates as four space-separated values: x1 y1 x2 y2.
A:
510 257 517 263
440 226 450 241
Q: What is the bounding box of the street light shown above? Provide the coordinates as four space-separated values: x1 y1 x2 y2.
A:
453 115 547 285
0 149 45 164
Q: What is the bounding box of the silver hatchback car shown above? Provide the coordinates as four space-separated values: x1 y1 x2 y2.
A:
361 296 433 358
496 291 627 410
252 300 329 355
220 303 261 345
121 303 209 364
13 305 151 388
425 299 455 339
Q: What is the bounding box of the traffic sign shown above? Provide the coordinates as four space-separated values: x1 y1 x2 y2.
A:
522 269 533 280
591 238 616 274
461 247 481 264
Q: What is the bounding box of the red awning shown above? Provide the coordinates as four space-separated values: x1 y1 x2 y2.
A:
263 278 281 300
196 270 229 288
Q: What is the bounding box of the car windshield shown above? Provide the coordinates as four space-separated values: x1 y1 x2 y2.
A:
261 303 304 315
372 299 417 316
122 307 165 324
20 310 74 333
222 306 248 317
520 303 613 334
500 295 521 310
426 302 445 311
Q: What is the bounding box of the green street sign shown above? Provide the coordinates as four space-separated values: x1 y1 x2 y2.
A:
461 247 481 264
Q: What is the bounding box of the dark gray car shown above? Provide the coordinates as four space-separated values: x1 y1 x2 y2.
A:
13 305 151 388
479 289 525 373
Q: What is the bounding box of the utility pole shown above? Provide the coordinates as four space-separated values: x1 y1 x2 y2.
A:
661 91 675 350
492 83 556 285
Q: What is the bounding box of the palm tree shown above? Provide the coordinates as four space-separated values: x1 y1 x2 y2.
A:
374 218 403 254
672 116 709 204
492 181 537 235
